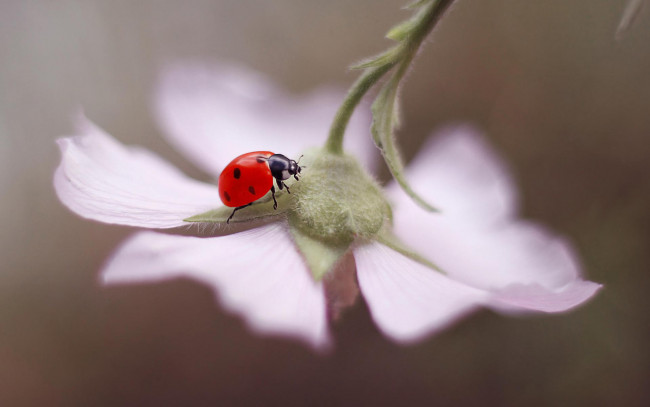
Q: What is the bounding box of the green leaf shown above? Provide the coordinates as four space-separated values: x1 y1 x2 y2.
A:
386 19 417 41
370 67 439 213
350 46 401 70
290 225 350 281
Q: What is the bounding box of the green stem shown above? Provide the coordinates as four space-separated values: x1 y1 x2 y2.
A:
323 0 456 155
325 63 395 154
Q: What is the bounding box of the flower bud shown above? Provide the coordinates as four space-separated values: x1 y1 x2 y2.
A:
289 148 391 245
287 149 392 280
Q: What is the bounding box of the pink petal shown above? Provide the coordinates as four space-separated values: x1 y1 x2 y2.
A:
154 62 377 176
54 115 221 228
389 128 600 314
491 280 602 313
102 223 329 349
394 214 592 292
354 242 488 343
387 125 517 226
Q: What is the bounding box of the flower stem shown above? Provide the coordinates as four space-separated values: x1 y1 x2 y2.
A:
324 0 456 155
325 63 395 155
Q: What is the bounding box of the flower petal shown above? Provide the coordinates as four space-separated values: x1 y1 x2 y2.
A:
154 62 377 176
389 127 600 313
394 212 594 291
387 125 517 225
490 280 602 313
354 242 488 343
54 115 221 228
102 223 329 349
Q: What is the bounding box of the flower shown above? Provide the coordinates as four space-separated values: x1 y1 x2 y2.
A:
54 63 601 350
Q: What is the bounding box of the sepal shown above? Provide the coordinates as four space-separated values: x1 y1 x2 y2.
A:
290 225 350 281
184 192 291 224
371 78 438 212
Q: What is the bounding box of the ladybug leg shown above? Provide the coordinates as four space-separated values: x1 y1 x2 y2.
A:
226 203 252 224
275 177 291 194
271 185 278 210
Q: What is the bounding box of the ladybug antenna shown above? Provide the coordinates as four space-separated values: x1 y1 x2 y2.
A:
296 155 307 169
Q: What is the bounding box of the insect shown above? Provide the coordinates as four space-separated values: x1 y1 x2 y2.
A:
218 151 302 223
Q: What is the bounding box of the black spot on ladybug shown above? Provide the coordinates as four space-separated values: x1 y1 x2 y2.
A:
233 168 241 179
224 191 231 202
248 186 256 195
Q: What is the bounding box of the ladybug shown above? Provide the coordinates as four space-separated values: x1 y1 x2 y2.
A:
218 151 302 223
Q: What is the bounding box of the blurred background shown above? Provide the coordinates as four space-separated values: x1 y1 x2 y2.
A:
1 0 649 405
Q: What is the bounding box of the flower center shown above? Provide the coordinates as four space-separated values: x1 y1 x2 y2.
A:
288 149 391 245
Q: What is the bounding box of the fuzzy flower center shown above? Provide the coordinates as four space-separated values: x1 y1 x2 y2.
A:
288 149 391 245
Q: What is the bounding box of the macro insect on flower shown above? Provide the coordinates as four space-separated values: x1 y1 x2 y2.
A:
219 151 302 223
53 62 601 349
53 1 601 350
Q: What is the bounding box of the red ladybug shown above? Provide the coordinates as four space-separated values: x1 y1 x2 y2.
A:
219 151 302 223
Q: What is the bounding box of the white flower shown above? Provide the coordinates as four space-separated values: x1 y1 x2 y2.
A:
54 63 601 350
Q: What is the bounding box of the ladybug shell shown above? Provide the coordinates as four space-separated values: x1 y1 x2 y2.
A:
219 151 275 207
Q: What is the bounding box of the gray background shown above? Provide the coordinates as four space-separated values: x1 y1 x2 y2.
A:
1 1 649 406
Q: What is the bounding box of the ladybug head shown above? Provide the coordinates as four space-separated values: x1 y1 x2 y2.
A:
268 153 302 181
289 156 303 176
